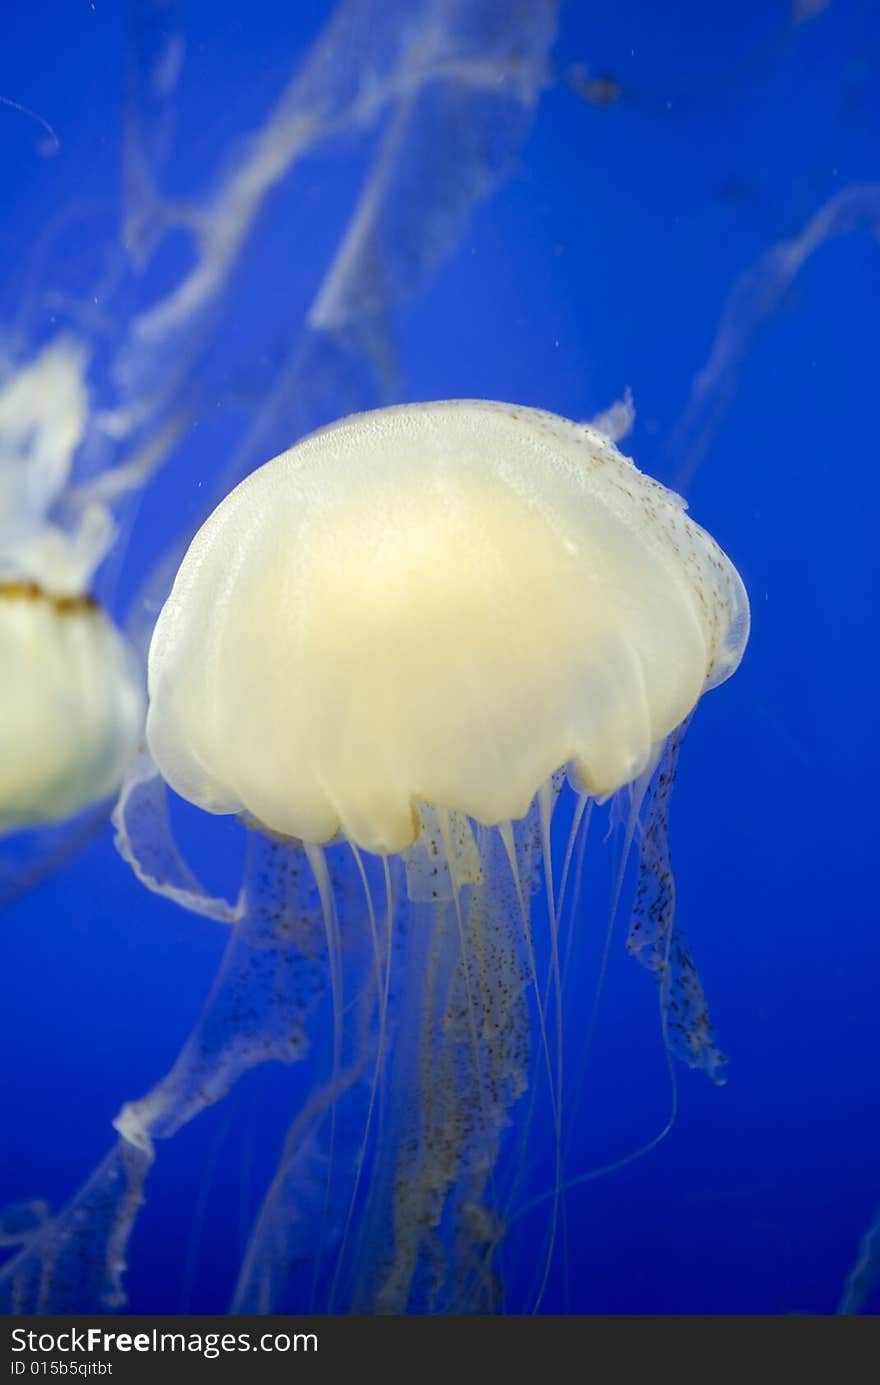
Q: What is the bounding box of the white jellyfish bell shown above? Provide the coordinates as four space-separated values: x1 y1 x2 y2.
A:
148 400 748 850
0 340 144 845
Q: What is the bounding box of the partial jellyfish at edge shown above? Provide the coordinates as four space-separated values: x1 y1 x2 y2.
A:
0 340 144 884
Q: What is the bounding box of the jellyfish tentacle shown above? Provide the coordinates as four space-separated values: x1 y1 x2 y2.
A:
498 819 558 1132
507 1077 681 1232
558 794 593 1007
337 821 530 1313
671 183 880 491
557 791 591 964
302 841 346 1311
627 729 727 1085
327 848 395 1311
371 850 478 1309
838 1203 880 1315
231 845 391 1312
123 0 186 271
112 749 242 923
114 831 329 1153
445 827 531 1309
498 792 559 1307
230 1048 375 1313
4 831 334 1314
559 770 650 1176
0 1139 152 1314
506 758 723 1237
439 806 505 1207
529 778 566 1313
497 812 561 1309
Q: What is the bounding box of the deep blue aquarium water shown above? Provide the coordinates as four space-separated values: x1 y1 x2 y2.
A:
0 0 878 1315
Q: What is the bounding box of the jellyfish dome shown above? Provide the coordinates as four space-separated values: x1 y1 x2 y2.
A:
0 583 143 833
0 342 144 838
147 400 748 853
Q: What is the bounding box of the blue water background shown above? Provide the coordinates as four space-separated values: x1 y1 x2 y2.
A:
1 0 878 1313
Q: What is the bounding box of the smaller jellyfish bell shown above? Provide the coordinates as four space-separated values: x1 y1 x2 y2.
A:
0 340 144 837
146 400 748 853
0 582 143 833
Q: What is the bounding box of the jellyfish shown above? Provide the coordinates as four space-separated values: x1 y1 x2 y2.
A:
669 184 880 491
0 339 144 893
108 399 745 1312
